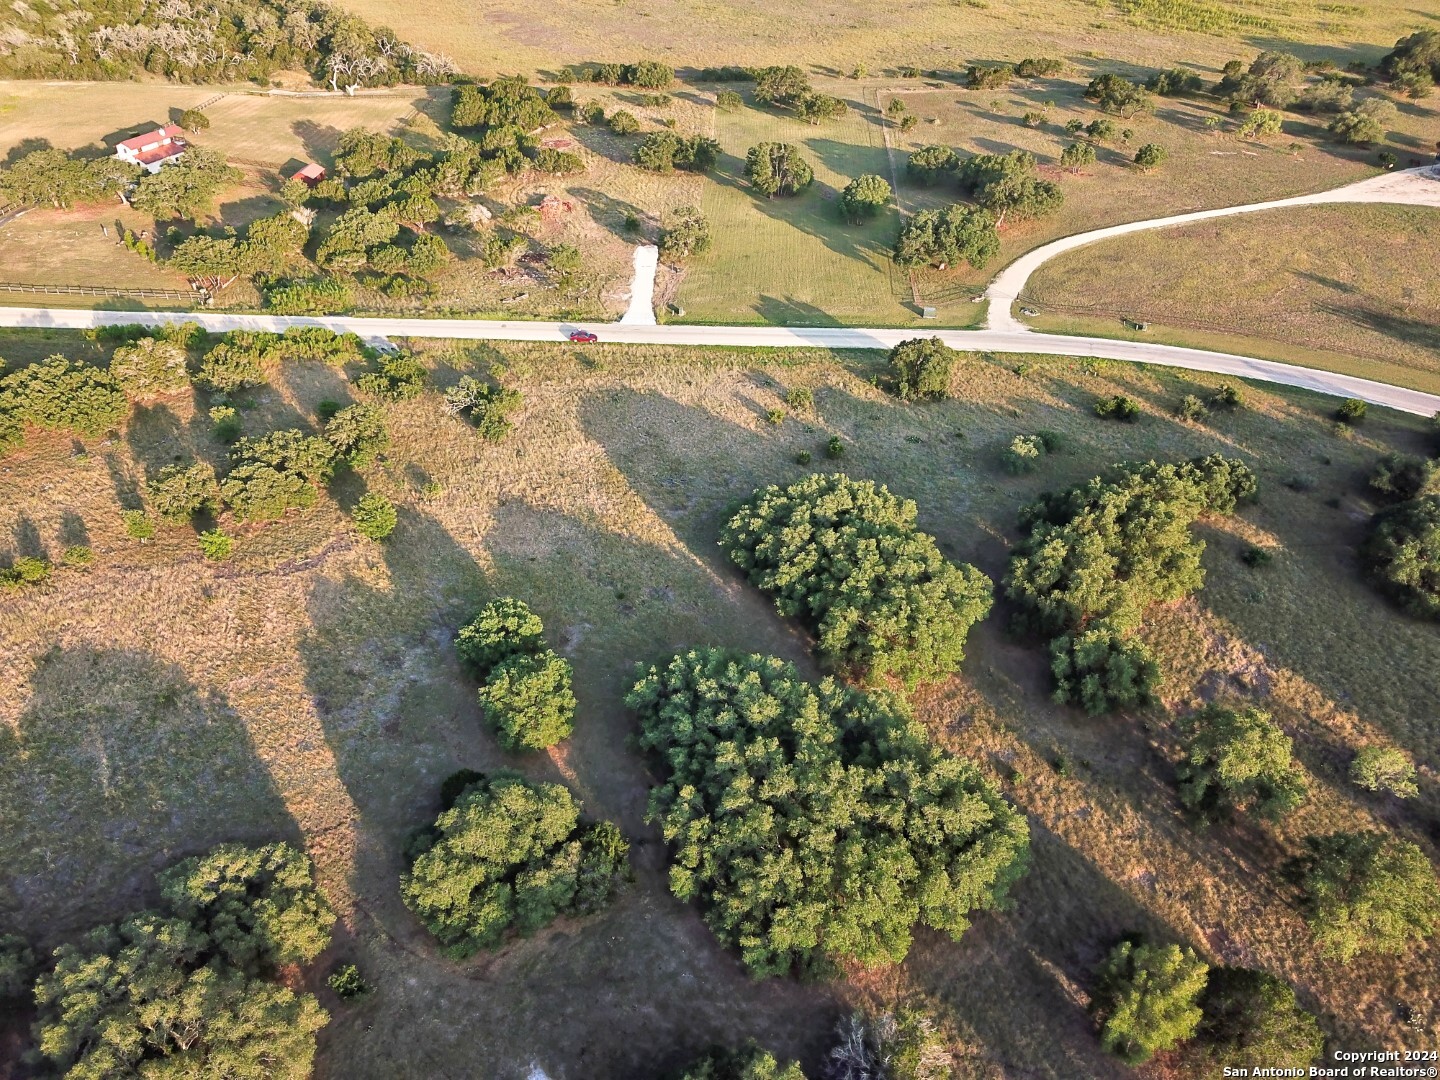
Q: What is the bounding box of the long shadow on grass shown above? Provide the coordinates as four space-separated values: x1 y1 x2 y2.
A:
295 485 838 1076
0 646 299 945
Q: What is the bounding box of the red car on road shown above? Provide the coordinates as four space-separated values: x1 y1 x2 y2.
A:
568 330 598 343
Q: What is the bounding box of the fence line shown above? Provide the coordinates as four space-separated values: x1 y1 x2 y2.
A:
0 281 195 302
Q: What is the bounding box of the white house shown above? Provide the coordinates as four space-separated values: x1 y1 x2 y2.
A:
113 125 186 174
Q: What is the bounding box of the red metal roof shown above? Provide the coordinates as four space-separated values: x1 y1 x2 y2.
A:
294 163 326 180
133 142 186 166
116 124 183 153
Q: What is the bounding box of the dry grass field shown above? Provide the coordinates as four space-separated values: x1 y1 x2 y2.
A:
333 0 1427 79
1023 203 1440 389
1 334 1436 1078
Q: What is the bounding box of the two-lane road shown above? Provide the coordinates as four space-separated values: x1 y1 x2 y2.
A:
1 166 1436 416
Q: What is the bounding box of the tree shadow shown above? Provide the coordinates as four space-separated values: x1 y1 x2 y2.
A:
0 645 299 944
3 137 51 166
58 510 90 548
291 120 347 168
568 185 657 242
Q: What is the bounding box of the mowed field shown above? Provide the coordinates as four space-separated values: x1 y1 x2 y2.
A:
678 87 920 326
1 335 1437 1077
333 0 1426 78
1024 203 1440 391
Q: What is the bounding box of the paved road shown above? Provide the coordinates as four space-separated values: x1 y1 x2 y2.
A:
4 304 1438 416
1 166 1436 417
984 165 1440 332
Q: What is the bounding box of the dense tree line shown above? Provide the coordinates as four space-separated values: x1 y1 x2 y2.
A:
628 649 1031 977
722 472 993 686
0 0 455 87
400 771 628 957
28 843 333 1076
1005 456 1258 713
1362 494 1440 619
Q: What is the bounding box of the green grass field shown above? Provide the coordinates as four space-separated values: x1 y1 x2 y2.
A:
1 336 1436 1077
1024 204 1440 391
676 88 926 325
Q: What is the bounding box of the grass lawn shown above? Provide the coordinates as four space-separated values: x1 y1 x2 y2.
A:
677 87 925 326
1 336 1436 1077
1022 203 1440 390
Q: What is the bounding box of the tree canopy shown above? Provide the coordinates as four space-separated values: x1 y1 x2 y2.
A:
888 337 958 401
1084 73 1153 116
1194 967 1324 1071
0 355 128 438
31 843 332 1079
840 174 892 223
892 204 999 270
745 142 814 197
676 1044 806 1080
1094 940 1208 1064
1292 831 1440 960
722 472 994 686
1176 704 1307 821
1005 456 1257 713
455 596 576 750
628 649 1031 977
954 150 1063 223
1361 494 1440 619
400 771 628 957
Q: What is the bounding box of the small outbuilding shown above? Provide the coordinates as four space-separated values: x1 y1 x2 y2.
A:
291 162 327 187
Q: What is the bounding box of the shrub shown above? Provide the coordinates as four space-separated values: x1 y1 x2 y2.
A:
478 651 577 750
784 387 813 412
825 435 844 459
628 649 1030 976
146 460 221 523
198 529 233 560
1175 394 1208 421
634 131 720 172
1016 57 1064 78
744 142 813 197
677 1044 805 1080
110 337 190 398
1237 107 1285 139
1241 544 1273 568
456 596 546 677
221 432 334 523
1369 452 1438 501
1133 143 1168 170
823 1009 953 1080
1292 831 1440 960
209 405 242 443
792 91 848 124
839 173 892 223
1176 704 1308 820
196 333 281 393
1049 627 1160 715
1349 746 1419 798
716 89 744 110
1360 494 1440 619
1094 940 1208 1064
61 544 93 567
178 108 211 131
1194 968 1324 1071
1003 433 1047 473
264 276 352 315
967 64 1013 89
1149 68 1202 95
1085 72 1153 117
1007 457 1257 710
888 337 957 401
1210 384 1244 409
659 206 713 261
1328 98 1395 144
906 144 960 185
443 376 522 440
721 473 994 685
356 351 427 400
0 355 128 436
1060 141 1096 172
0 554 50 588
1086 117 1118 141
327 964 372 1000
122 509 156 540
400 772 628 956
0 933 35 1003
456 597 574 749
608 109 640 135
351 492 398 540
324 403 390 467
625 60 674 88
1094 394 1140 421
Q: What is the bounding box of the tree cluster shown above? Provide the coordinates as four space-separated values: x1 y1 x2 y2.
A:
955 150 1064 223
1005 456 1258 713
400 771 629 957
1085 73 1153 117
722 472 995 685
659 206 713 261
627 649 1031 977
0 147 138 209
31 843 333 1077
584 60 674 88
635 131 721 173
443 375 522 440
750 65 847 123
455 597 576 750
892 204 999 270
745 142 814 197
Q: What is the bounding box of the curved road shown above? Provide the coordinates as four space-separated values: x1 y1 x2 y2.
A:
0 168 1435 416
